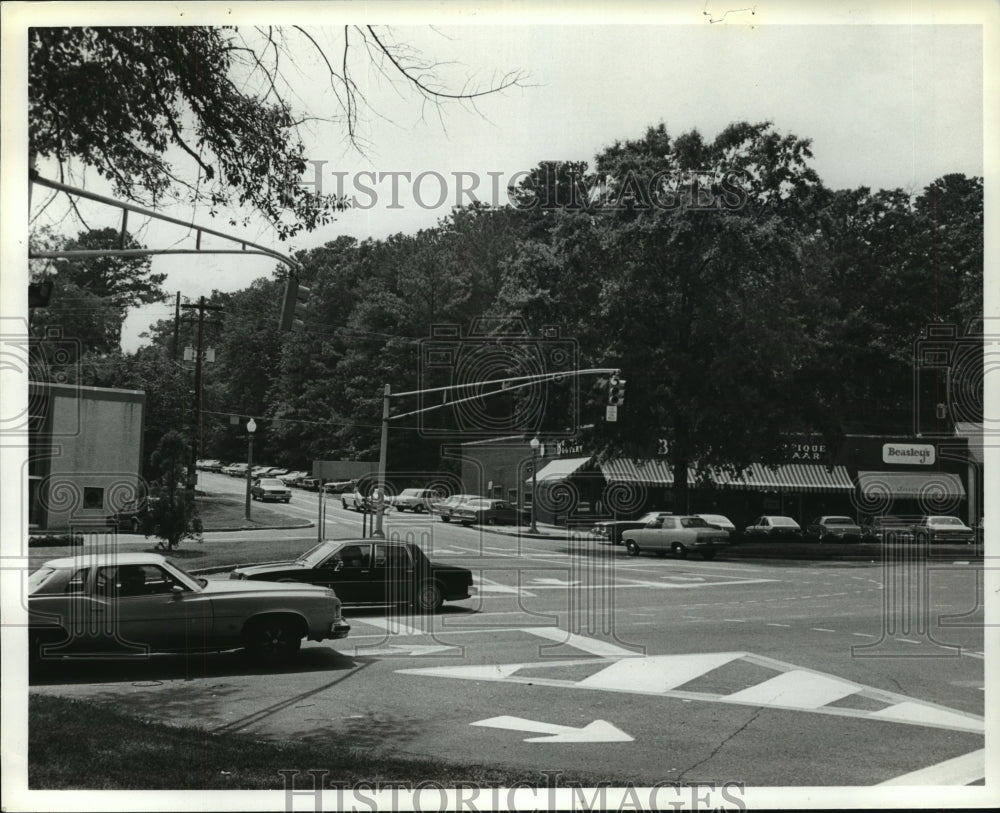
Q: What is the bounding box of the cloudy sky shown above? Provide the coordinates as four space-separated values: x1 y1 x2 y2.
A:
3 2 994 350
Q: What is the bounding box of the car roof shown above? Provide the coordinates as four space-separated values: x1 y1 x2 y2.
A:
41 552 169 569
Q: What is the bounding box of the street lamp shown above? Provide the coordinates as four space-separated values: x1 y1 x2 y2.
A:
244 417 256 520
529 436 540 534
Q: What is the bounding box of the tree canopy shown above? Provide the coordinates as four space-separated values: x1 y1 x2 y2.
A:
29 26 527 239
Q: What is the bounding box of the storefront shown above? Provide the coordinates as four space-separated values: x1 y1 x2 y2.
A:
457 434 973 529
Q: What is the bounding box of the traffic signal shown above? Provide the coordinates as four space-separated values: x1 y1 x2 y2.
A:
28 281 53 308
608 374 626 405
278 274 311 331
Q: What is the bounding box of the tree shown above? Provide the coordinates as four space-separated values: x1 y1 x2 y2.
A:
29 227 168 358
30 26 527 239
145 431 202 550
499 123 829 507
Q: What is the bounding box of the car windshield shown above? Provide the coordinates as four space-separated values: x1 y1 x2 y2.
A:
162 557 207 588
929 517 963 526
28 566 58 593
771 517 797 526
638 512 665 522
259 478 283 487
824 517 853 525
680 517 710 528
699 515 729 524
399 489 421 497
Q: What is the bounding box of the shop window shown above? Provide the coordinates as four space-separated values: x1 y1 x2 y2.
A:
492 484 504 498
83 487 104 510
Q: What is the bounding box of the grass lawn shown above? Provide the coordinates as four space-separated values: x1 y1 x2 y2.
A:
25 491 324 572
29 694 598 790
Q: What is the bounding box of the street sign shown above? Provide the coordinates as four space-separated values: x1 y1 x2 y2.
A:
606 405 618 422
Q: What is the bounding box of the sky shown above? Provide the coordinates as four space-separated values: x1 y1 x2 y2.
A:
2 1 995 352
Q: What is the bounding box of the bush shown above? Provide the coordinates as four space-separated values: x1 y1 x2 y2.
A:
28 534 84 547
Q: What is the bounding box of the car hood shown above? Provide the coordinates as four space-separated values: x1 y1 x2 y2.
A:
202 573 330 595
228 561 308 578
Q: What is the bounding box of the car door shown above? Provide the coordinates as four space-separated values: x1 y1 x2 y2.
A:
94 564 213 652
632 516 664 546
311 543 374 603
648 516 679 551
373 543 416 605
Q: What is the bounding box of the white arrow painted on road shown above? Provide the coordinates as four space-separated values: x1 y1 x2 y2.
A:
471 715 633 743
351 644 457 658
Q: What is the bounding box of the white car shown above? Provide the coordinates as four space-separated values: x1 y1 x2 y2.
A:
744 515 802 540
621 515 730 560
391 488 443 512
695 514 737 534
28 553 350 663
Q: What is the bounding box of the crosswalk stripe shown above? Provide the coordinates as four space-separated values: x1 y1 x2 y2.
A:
877 749 985 785
724 670 860 709
578 652 743 691
870 701 984 734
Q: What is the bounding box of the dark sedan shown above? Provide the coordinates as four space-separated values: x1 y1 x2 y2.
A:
451 499 527 527
229 539 474 612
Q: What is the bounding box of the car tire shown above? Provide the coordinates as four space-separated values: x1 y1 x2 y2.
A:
625 540 639 556
702 551 716 560
671 543 688 560
243 617 302 664
442 516 451 523
283 497 291 503
341 501 348 510
413 580 444 613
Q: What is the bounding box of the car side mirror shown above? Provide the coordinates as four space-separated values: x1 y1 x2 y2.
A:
171 584 185 596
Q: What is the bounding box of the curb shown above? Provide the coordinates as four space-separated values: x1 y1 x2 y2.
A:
200 521 314 533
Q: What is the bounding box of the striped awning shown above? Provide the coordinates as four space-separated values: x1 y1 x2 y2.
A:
528 456 593 483
856 471 966 499
709 463 854 493
599 458 698 485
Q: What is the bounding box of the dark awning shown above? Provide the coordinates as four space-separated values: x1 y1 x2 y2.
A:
856 471 966 499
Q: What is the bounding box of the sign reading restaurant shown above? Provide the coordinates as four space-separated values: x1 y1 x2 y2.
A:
882 443 935 466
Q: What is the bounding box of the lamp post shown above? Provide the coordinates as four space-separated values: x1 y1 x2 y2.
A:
529 436 540 534
244 418 256 520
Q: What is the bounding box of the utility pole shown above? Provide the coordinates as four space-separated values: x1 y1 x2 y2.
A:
172 292 181 360
180 296 223 491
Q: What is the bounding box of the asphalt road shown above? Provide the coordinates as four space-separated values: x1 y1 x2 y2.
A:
29 473 987 788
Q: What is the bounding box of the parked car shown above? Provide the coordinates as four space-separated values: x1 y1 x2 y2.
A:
392 488 443 513
860 514 918 543
322 479 357 494
431 494 483 522
28 552 350 663
621 515 730 560
804 516 863 543
196 459 223 472
250 466 272 478
451 498 527 527
911 515 975 544
251 478 292 503
230 539 474 613
299 477 321 491
279 470 310 486
105 498 157 532
694 514 737 538
591 511 673 545
223 462 248 477
743 515 802 540
267 468 289 477
341 488 386 512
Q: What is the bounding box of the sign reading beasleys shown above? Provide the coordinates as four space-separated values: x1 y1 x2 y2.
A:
882 443 936 465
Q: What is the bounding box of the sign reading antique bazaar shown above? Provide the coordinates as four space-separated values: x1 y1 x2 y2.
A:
882 443 936 466
787 442 827 461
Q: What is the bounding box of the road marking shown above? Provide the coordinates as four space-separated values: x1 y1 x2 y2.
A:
877 748 985 785
611 578 777 590
530 578 581 586
348 643 458 657
399 650 985 734
471 716 633 743
524 626 645 658
766 623 791 628
812 628 836 633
